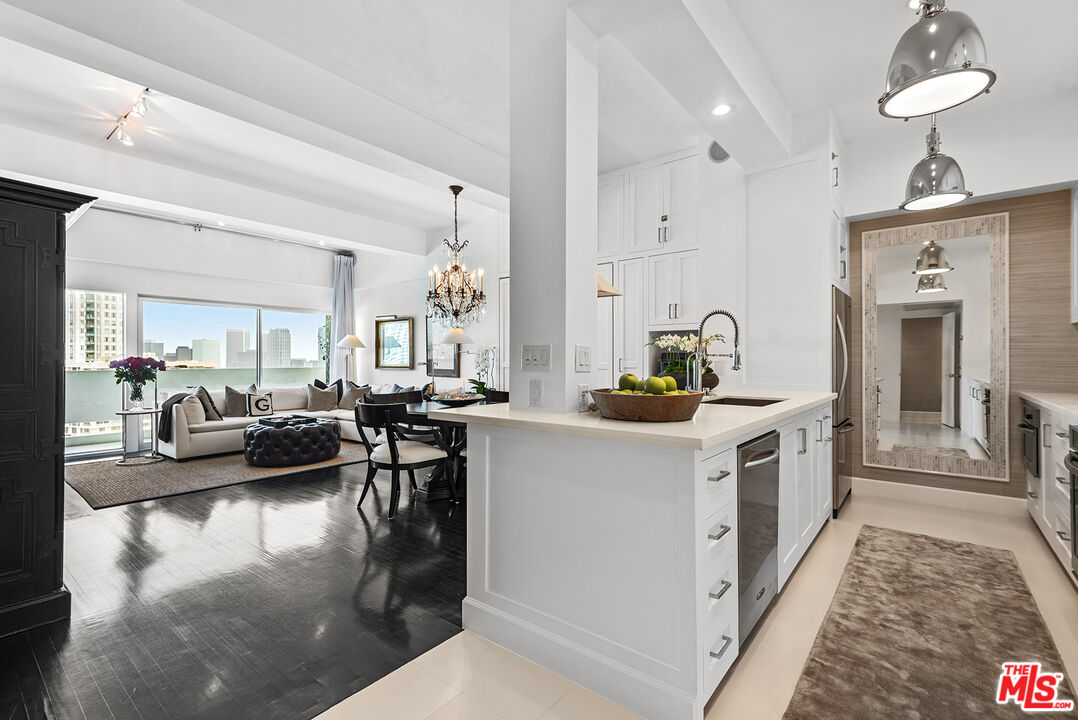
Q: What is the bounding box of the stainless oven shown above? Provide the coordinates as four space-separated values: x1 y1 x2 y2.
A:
1018 402 1041 479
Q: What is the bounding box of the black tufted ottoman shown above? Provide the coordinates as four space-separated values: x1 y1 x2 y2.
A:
243 418 342 467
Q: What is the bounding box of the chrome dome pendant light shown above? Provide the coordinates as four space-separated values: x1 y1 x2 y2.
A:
900 115 973 211
879 0 996 119
916 273 948 293
913 239 954 275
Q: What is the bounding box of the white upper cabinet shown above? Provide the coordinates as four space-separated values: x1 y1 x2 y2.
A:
647 249 699 327
598 174 627 258
831 207 850 295
614 256 647 376
629 156 699 253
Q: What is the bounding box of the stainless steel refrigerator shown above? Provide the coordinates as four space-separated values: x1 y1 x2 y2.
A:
832 287 854 516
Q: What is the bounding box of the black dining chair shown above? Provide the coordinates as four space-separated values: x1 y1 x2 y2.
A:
362 390 435 442
354 402 455 519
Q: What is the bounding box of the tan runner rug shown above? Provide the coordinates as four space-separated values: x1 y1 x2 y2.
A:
784 525 1076 719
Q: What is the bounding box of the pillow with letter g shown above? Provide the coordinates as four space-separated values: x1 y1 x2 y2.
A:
246 392 274 417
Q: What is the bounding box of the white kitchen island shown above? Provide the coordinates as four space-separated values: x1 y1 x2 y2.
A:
430 390 836 720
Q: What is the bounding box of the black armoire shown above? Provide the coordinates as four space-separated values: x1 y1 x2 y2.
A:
0 177 94 637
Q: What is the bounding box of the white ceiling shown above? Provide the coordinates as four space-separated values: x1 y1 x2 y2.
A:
725 0 1078 142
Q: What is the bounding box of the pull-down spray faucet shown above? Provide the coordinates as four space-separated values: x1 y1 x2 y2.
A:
690 309 741 392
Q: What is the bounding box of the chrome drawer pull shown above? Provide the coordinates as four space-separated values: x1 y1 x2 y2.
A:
1028 491 1039 499
707 470 731 483
709 580 732 601
1057 431 1068 438
1058 530 1072 543
1057 476 1068 485
709 635 733 660
708 524 732 541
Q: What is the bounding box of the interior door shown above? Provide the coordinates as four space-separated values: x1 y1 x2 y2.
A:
941 311 957 427
596 262 614 388
614 257 646 377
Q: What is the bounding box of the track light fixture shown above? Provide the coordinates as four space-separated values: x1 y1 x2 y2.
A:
106 88 150 146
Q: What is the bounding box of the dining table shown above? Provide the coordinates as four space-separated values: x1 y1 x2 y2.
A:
403 401 479 503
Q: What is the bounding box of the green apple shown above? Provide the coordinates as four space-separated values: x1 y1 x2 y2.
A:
644 376 667 395
662 376 678 392
618 373 638 391
635 379 647 391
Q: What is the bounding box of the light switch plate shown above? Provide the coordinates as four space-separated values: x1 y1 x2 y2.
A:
522 344 552 371
574 344 591 372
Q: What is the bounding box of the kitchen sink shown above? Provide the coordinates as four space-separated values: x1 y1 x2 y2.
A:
705 396 785 407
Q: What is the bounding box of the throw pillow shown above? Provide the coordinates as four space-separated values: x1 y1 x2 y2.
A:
338 383 370 410
306 384 339 412
392 384 415 393
179 395 206 425
224 384 257 417
189 386 223 421
314 378 345 403
246 392 274 417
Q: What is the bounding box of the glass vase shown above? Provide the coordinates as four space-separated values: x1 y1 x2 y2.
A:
128 382 144 411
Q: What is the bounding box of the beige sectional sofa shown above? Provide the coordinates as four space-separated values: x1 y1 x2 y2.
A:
158 385 365 461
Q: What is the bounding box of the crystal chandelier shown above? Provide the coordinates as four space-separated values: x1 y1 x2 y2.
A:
427 185 486 328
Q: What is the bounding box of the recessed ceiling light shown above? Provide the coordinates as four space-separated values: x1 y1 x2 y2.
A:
710 103 733 117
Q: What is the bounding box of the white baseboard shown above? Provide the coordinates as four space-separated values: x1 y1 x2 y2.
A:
850 476 1027 516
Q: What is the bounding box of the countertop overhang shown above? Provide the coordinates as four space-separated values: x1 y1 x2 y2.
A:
428 390 836 450
1018 390 1078 419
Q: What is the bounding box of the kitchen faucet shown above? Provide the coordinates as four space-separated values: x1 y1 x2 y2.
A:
690 309 741 392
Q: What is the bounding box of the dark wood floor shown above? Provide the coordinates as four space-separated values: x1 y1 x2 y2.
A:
0 462 466 720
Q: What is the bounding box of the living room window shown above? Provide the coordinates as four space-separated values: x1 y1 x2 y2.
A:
140 297 330 395
64 289 127 456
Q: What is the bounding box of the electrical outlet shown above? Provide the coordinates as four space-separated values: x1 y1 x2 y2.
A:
578 384 590 412
529 379 543 408
574 344 591 372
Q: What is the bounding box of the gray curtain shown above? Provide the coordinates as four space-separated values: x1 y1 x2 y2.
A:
330 253 356 382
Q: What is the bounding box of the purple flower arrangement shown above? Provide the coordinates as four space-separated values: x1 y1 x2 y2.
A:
110 356 166 407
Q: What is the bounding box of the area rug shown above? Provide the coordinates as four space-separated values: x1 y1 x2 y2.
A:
783 526 1076 719
66 444 368 510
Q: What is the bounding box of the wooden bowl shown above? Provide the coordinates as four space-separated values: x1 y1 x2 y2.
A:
432 394 485 407
590 389 704 422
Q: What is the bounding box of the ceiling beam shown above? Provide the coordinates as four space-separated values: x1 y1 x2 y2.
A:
573 0 792 168
0 0 510 210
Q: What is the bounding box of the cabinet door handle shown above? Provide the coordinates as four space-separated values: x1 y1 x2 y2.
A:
1058 530 1073 543
708 580 732 601
1043 424 1052 448
1056 431 1068 438
709 635 734 660
1028 491 1039 499
816 419 823 442
798 427 808 454
1057 476 1068 485
707 469 731 483
663 226 668 244
840 260 847 279
708 524 731 541
668 303 673 319
674 303 679 318
657 226 662 244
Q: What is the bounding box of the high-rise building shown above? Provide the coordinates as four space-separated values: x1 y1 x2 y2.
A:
192 338 221 367
65 290 124 368
174 345 193 362
262 328 291 368
225 328 250 368
142 340 165 359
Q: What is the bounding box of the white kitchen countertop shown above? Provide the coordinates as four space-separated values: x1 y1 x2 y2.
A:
1018 390 1078 420
428 389 836 450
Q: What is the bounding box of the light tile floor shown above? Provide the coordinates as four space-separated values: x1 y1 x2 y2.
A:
316 491 1078 720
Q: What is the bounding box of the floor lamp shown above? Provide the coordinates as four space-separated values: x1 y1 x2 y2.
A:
336 334 365 384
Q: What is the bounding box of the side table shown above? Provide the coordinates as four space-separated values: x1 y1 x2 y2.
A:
115 408 165 465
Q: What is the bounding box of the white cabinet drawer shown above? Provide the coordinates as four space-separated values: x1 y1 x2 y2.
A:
697 448 734 518
698 552 737 637
698 501 736 569
1051 501 1072 561
702 613 738 694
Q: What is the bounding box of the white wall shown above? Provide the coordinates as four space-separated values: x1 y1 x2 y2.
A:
354 207 504 392
67 209 336 365
843 90 1078 218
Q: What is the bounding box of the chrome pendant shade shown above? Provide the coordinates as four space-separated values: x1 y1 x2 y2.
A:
879 1 996 118
900 118 972 211
916 273 948 293
912 239 954 275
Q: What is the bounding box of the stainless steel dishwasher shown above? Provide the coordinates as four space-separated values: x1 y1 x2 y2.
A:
737 431 780 647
